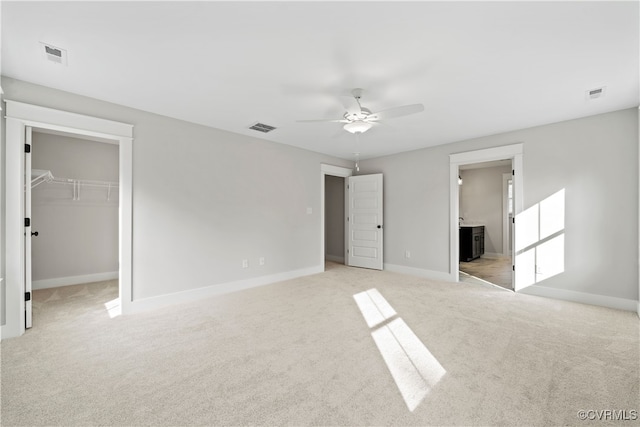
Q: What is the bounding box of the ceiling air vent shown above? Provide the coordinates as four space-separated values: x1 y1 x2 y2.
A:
586 86 606 100
40 42 68 65
249 122 277 133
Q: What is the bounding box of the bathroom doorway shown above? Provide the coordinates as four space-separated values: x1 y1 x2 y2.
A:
458 160 513 290
449 143 523 291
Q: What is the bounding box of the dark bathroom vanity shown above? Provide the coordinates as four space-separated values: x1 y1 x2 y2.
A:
459 225 485 262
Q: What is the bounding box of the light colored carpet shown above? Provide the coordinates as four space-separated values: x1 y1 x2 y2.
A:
1 263 638 426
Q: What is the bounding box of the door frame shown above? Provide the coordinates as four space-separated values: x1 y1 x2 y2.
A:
320 164 352 270
3 100 133 339
449 143 523 285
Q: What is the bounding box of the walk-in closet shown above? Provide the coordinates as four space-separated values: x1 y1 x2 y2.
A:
30 130 119 290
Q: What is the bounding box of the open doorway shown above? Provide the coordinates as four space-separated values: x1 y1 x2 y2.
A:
324 175 346 266
320 164 352 271
320 164 384 271
29 129 120 323
458 160 513 290
3 100 133 339
449 143 523 291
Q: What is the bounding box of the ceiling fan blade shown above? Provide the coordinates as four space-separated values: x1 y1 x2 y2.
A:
296 118 348 123
368 103 424 121
338 95 362 115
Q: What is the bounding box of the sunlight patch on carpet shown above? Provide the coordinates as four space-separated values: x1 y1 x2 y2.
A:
104 298 121 318
354 289 446 412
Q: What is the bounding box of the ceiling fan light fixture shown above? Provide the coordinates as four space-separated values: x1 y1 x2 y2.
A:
344 121 373 134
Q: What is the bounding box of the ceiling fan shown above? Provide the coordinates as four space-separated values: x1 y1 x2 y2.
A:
297 88 424 134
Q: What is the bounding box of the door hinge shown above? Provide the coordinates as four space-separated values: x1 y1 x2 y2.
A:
512 217 515 224
25 143 31 153
512 265 515 271
25 292 31 302
512 169 514 176
25 218 31 227
347 216 349 222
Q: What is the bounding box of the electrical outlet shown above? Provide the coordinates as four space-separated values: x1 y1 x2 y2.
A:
405 250 411 258
259 257 265 266
536 265 542 274
242 259 249 269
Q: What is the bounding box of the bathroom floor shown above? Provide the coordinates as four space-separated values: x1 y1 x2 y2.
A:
459 256 512 290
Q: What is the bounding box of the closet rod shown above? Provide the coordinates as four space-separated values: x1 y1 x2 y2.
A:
30 169 118 189
48 178 119 189
48 179 119 201
30 169 118 201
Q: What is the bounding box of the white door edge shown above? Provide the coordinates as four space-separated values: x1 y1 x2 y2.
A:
25 126 33 328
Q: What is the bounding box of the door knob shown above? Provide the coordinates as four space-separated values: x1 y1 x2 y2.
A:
377 225 382 229
31 231 39 237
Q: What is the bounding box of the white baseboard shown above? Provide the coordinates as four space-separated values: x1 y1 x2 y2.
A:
32 271 119 290
520 285 638 312
325 254 345 263
129 265 324 314
384 263 454 282
383 264 638 312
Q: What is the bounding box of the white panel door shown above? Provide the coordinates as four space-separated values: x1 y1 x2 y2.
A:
348 174 383 270
24 126 33 329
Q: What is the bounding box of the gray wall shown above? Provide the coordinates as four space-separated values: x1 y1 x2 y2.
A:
2 77 637 308
324 175 344 261
31 132 119 285
459 165 512 256
2 77 353 301
360 108 639 301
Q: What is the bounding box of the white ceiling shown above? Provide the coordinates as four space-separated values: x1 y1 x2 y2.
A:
2 1 638 160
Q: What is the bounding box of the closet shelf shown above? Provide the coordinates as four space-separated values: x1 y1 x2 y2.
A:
31 169 54 188
30 169 119 201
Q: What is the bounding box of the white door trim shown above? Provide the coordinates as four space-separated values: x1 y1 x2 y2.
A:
3 100 133 339
320 164 353 271
449 143 523 284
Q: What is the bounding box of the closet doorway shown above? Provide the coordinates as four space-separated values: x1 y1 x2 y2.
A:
324 175 346 265
4 100 133 338
29 129 120 320
320 164 352 271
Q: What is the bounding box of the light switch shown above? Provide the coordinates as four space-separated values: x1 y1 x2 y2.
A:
306 207 313 214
